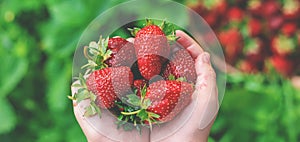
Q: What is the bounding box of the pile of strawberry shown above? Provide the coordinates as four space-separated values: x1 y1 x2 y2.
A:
188 0 300 76
71 20 196 131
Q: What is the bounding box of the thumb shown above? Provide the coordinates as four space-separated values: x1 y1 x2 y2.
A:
194 52 219 130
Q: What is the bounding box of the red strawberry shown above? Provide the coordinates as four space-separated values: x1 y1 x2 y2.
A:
218 28 243 64
271 34 296 56
214 0 227 15
145 80 194 122
267 15 284 32
203 11 219 28
104 37 136 67
270 56 294 76
134 24 170 80
227 7 244 22
281 23 297 37
86 66 133 108
133 79 148 97
263 1 280 17
248 18 262 37
238 59 258 73
163 49 197 83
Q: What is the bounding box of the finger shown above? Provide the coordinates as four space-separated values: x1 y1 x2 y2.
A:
194 52 219 130
176 30 204 59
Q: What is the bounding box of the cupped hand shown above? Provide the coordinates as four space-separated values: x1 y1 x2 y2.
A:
72 30 219 142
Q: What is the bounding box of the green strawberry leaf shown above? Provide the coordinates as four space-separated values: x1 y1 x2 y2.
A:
91 101 101 118
90 92 97 102
160 21 174 35
176 77 187 82
74 89 90 103
142 99 151 109
148 112 160 119
145 18 154 26
71 83 83 88
126 94 141 106
137 109 148 121
168 74 176 80
128 27 141 37
84 104 97 117
140 85 147 99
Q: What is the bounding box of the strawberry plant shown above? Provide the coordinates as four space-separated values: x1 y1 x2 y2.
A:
188 0 300 77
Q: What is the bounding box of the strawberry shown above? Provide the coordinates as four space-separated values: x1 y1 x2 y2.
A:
269 56 294 76
134 22 170 80
267 15 284 32
145 80 194 122
104 37 136 67
163 49 197 83
248 18 262 37
121 80 194 126
281 23 297 37
218 28 243 64
263 1 280 17
214 0 227 15
86 66 134 108
203 11 219 28
238 59 258 73
133 79 148 97
271 34 297 56
227 7 244 22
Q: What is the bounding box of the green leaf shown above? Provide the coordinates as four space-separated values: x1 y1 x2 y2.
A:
168 74 176 80
45 58 71 112
91 101 101 118
149 112 160 119
84 104 97 117
143 99 151 109
0 99 17 134
90 92 97 102
176 77 187 82
128 27 141 37
140 85 147 98
137 109 148 121
126 94 141 106
74 89 90 103
0 53 28 98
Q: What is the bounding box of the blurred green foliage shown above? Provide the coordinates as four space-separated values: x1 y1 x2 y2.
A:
210 72 300 142
0 0 299 142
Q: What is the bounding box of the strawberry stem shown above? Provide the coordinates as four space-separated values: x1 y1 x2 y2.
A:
121 110 141 115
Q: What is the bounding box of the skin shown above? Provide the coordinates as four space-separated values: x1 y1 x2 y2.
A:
72 30 219 142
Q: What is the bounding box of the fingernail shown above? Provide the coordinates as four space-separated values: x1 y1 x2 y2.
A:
202 52 210 64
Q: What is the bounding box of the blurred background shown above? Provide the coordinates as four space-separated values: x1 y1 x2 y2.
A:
0 0 299 141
